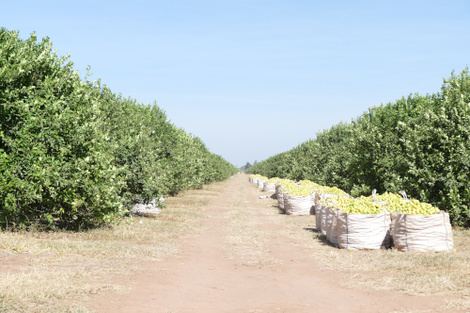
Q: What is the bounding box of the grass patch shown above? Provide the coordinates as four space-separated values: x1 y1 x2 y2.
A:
0 180 228 312
224 184 278 267
258 192 470 303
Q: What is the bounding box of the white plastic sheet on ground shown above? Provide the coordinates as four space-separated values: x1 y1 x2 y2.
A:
392 212 453 252
131 197 164 216
337 211 391 250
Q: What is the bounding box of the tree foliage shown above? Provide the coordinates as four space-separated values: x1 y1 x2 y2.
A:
248 68 470 227
0 28 238 229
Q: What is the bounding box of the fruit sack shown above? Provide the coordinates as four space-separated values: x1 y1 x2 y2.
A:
275 180 294 211
337 211 391 250
263 182 277 193
317 197 338 235
276 185 286 212
316 193 349 234
284 194 314 216
314 193 331 217
325 207 339 246
392 212 453 252
315 194 332 232
315 205 324 233
257 178 267 189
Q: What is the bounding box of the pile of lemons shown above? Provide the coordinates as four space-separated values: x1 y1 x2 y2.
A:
252 175 440 215
321 192 440 215
321 196 383 214
266 177 280 184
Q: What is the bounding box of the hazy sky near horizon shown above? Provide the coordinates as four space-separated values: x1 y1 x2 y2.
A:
2 1 469 167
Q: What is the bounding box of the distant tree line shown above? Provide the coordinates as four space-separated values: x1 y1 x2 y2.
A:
240 160 258 172
240 162 252 171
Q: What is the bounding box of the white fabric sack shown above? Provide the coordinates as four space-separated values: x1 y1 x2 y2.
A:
257 179 266 189
131 199 162 216
392 212 453 252
325 207 339 246
320 206 328 235
311 202 319 215
315 204 323 230
275 185 282 199
277 191 286 212
337 211 391 250
390 212 400 246
285 195 313 216
309 191 317 215
252 177 259 184
263 182 276 193
310 191 321 215
276 185 286 213
317 194 337 235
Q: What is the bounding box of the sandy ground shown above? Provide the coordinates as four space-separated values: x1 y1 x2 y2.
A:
89 174 457 313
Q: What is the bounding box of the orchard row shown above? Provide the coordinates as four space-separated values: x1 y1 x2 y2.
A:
0 28 238 229
248 68 470 227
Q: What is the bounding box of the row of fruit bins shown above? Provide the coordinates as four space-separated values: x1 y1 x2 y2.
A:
248 175 453 252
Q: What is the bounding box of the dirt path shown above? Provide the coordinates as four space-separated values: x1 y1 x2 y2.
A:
89 174 455 313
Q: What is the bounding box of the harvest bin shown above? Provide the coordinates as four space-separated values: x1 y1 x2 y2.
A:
284 195 314 216
337 211 391 250
263 182 277 193
392 212 453 252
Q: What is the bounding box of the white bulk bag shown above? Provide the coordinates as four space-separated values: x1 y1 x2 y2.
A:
337 211 391 250
325 207 339 246
276 186 285 211
315 204 324 231
320 206 328 235
263 182 276 193
284 195 313 216
315 193 338 235
392 212 453 252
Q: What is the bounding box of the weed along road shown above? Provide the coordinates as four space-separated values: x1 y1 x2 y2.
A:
90 174 462 313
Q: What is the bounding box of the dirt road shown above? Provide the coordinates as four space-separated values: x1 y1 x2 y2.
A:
90 174 456 313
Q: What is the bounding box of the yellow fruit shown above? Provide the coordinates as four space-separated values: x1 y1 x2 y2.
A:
266 177 280 183
364 192 440 215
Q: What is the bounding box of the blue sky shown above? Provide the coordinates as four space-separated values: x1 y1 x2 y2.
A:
2 1 469 167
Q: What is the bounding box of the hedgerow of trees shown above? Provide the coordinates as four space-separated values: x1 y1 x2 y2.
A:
248 68 470 227
0 28 238 229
